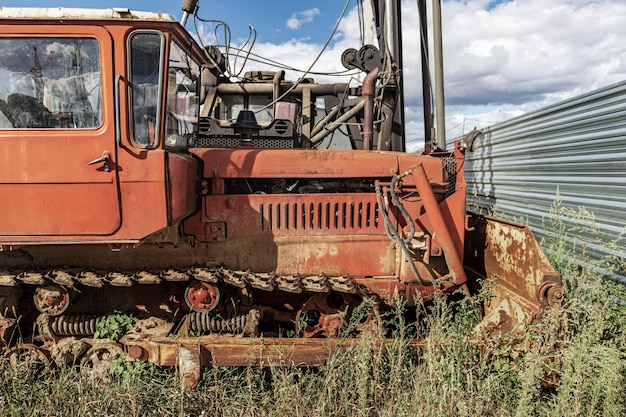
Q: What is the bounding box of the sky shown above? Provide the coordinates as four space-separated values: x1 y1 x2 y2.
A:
3 0 626 151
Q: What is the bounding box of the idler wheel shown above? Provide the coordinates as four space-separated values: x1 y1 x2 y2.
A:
33 284 70 316
184 281 220 312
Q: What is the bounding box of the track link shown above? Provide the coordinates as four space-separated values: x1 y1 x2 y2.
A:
0 266 358 294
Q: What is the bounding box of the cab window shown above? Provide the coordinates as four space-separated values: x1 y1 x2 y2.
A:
128 31 164 148
0 37 102 129
164 41 199 148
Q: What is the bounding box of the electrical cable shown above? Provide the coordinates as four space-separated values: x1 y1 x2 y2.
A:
357 0 365 46
193 16 234 76
231 24 256 78
217 46 360 77
252 0 353 114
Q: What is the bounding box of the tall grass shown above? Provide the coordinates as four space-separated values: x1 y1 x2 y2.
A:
1 204 625 416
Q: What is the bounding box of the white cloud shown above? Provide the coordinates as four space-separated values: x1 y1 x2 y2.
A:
442 0 626 102
286 8 320 30
401 0 626 144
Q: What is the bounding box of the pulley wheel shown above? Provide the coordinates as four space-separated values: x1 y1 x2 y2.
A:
341 48 359 70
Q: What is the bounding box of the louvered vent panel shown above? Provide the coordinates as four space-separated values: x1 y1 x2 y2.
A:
259 198 381 234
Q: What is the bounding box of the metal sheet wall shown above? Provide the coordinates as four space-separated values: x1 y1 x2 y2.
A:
465 81 626 284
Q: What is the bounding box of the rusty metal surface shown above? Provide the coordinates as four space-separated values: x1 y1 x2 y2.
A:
124 334 352 390
465 213 562 335
203 194 386 236
122 334 427 368
167 153 198 224
410 162 466 286
0 8 176 22
190 148 446 183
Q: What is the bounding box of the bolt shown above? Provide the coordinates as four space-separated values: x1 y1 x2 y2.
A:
127 345 145 360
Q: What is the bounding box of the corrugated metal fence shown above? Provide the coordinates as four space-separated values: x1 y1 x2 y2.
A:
465 80 626 285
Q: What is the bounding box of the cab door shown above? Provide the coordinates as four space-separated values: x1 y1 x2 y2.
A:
0 26 121 238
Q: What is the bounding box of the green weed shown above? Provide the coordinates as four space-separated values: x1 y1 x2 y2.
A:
93 311 138 341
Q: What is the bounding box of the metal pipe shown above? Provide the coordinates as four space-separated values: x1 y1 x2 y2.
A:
432 0 446 150
385 0 397 59
377 98 394 151
310 100 365 144
364 0 375 45
216 82 349 96
180 0 198 26
418 0 433 151
362 66 379 150
391 0 406 152
311 106 341 137
272 70 285 118
181 11 190 27
410 163 467 285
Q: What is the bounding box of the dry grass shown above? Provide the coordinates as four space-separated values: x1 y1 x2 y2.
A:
1 270 624 417
2 204 625 416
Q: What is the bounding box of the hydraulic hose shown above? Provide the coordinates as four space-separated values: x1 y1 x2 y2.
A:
375 181 424 285
390 173 416 244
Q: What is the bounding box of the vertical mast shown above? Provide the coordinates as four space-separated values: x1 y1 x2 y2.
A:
379 0 406 151
432 0 447 150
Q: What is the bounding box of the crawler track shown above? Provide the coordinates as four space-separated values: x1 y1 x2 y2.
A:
0 266 358 293
1 265 370 382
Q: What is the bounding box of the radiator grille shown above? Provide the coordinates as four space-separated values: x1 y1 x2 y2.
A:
196 136 294 148
260 201 380 232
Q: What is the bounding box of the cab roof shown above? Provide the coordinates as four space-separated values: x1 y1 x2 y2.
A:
0 7 177 22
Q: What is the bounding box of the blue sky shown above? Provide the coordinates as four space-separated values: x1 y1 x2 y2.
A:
3 0 626 149
0 0 345 44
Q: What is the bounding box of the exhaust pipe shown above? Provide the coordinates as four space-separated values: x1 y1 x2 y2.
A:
362 66 379 150
181 0 198 26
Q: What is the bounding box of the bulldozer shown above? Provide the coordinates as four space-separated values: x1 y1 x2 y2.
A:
0 1 561 389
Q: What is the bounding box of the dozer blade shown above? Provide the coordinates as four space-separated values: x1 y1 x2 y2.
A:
464 213 562 336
